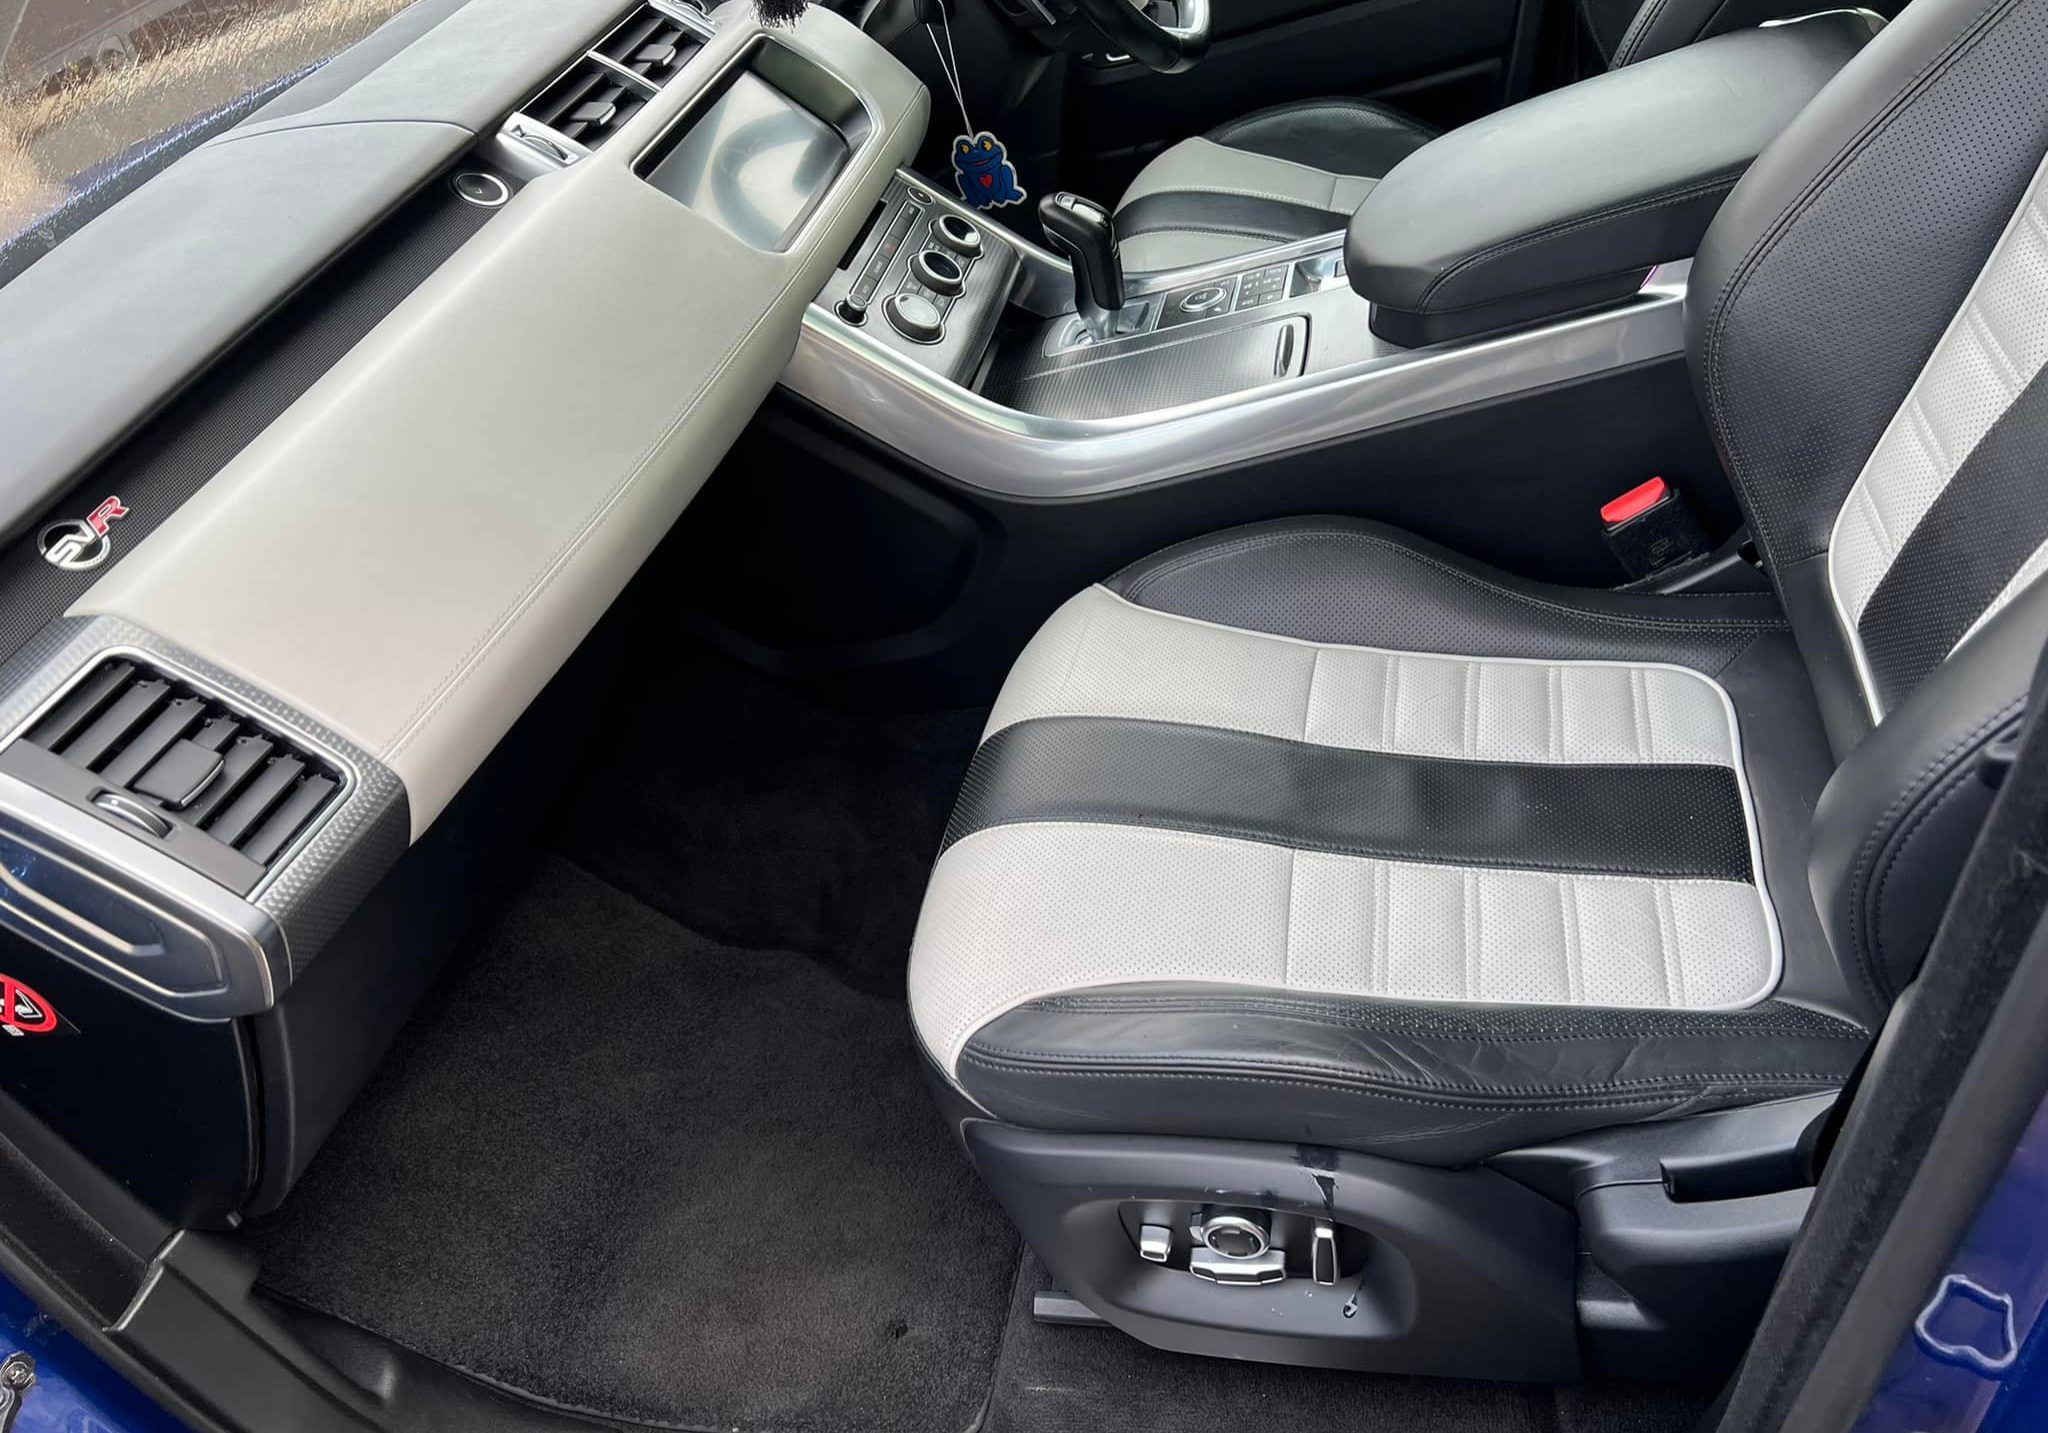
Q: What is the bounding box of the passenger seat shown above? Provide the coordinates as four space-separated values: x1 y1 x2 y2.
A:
911 0 2048 1381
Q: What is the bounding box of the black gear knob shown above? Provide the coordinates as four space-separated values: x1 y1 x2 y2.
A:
1039 192 1126 339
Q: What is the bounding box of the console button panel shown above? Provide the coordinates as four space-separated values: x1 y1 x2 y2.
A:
815 175 1022 382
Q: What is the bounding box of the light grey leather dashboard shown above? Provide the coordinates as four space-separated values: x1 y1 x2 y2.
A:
0 0 633 546
70 7 928 839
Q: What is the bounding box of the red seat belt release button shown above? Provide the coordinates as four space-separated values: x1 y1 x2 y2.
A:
1601 476 1670 527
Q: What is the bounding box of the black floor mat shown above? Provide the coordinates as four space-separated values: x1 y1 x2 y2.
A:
986 1253 1717 1433
553 651 984 996
246 854 1019 1433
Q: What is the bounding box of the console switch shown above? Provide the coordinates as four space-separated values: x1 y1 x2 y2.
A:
884 291 944 344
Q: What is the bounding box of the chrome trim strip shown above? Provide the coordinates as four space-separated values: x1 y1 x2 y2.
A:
782 261 1691 498
0 772 285 1021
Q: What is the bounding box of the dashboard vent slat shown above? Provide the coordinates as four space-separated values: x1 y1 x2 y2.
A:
100 695 207 789
28 659 135 750
19 657 345 874
63 677 170 770
595 6 702 87
528 57 650 149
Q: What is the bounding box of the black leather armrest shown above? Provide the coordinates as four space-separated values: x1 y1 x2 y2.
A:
1346 12 1877 347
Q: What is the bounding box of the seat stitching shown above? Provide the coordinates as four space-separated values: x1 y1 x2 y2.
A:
1006 1004 1869 1041
1418 172 1744 309
1020 990 1866 1031
1844 696 2024 1006
1699 0 2016 568
1612 0 1679 67
1122 221 1301 243
1865 716 2020 990
956 1054 1845 1107
1121 181 1348 209
965 1045 1854 1091
955 808 1754 880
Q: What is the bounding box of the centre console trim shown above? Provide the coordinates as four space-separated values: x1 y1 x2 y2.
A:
784 252 1691 498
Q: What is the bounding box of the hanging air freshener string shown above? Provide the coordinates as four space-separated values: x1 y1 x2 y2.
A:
928 8 1028 211
927 11 973 137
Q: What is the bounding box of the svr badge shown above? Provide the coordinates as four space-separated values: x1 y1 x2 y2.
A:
38 495 128 571
951 131 1026 210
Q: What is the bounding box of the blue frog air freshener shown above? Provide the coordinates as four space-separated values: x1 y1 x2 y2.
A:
951 131 1026 210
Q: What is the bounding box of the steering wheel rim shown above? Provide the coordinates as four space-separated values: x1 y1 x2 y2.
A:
1072 0 1210 74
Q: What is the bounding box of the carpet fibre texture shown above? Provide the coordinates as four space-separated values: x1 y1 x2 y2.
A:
990 1254 1718 1433
248 852 1019 1432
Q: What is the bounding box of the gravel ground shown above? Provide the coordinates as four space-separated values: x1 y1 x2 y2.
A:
0 0 417 245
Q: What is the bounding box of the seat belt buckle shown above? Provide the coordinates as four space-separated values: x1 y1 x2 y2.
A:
1602 476 1709 581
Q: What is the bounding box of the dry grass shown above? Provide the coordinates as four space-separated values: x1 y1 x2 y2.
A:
0 0 418 240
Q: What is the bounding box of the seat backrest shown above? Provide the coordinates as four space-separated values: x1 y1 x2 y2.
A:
1577 0 1873 69
1688 0 2048 1014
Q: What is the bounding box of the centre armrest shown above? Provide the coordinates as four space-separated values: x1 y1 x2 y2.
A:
1347 12 1877 346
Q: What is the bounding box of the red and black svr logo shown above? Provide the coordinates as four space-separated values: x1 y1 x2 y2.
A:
0 976 75 1037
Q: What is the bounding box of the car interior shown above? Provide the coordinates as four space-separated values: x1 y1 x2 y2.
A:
3 0 2048 1427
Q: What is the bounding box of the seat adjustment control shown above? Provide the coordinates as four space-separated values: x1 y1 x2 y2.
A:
1188 1207 1284 1285
1194 1208 1269 1258
1312 1219 1338 1286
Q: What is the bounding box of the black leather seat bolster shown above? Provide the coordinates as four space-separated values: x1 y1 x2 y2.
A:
958 985 1868 1167
1206 99 1437 177
1809 575 2048 1013
1344 15 1873 345
1105 516 1788 670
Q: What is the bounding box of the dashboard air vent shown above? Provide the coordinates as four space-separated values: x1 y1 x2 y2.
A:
597 6 702 87
22 657 344 871
527 57 650 150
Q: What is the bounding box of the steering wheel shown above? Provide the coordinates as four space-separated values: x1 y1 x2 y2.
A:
1069 0 1211 74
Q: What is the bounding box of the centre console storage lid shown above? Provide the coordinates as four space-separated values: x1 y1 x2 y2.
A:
1346 12 1878 347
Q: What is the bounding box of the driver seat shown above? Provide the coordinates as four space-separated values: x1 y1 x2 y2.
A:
1113 0 1845 272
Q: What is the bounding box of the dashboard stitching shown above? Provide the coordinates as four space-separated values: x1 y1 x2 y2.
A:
379 83 929 765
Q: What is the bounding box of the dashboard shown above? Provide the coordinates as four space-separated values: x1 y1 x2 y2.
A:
0 0 928 1214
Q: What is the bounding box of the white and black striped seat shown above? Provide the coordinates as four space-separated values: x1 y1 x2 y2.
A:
913 0 2048 1167
912 520 1866 1162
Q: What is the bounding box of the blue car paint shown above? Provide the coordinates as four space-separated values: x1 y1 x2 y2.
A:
1851 1086 2048 1433
0 1279 183 1433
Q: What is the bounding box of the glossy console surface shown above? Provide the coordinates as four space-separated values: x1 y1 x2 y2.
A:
641 71 849 249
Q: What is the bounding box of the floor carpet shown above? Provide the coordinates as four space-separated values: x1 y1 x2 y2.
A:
248 852 1018 1432
988 1254 1718 1433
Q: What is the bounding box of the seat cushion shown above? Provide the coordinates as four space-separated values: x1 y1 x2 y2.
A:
1115 101 1436 272
908 518 1871 1165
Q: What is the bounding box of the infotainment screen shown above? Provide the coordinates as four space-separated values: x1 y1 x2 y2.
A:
642 71 850 250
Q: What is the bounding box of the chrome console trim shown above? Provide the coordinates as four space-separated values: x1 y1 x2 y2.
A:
782 260 1692 499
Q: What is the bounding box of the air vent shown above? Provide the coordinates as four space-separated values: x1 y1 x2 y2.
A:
596 6 702 87
527 57 651 150
21 657 344 872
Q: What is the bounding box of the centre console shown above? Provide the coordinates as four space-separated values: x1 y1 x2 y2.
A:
786 11 1879 500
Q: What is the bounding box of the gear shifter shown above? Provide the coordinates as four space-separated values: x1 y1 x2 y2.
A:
1039 191 1128 341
